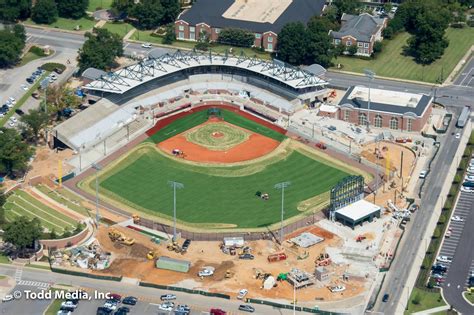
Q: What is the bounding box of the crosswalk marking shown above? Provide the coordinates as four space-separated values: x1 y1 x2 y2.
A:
14 268 23 282
17 280 50 289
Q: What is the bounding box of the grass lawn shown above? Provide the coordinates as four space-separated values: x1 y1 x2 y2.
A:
131 30 270 59
44 289 66 315
0 72 48 126
101 22 135 39
97 145 349 228
464 292 474 304
0 254 10 264
18 46 51 67
147 108 286 144
333 27 474 83
24 17 96 31
405 288 446 314
3 190 77 234
88 0 113 11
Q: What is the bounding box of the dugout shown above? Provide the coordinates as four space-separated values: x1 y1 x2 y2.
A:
334 199 381 229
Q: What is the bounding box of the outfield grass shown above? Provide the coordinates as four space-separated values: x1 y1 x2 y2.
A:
147 108 286 144
333 27 474 83
405 288 446 314
98 144 349 228
3 190 77 234
24 17 96 31
101 22 134 39
130 30 270 59
88 0 113 11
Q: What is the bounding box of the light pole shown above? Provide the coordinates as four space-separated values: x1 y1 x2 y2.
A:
169 180 184 241
293 283 296 315
91 163 102 225
275 181 291 245
364 69 375 131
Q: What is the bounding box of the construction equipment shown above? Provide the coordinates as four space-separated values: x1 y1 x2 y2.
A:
167 241 181 253
108 229 135 246
316 253 332 267
146 251 158 260
151 237 161 244
132 214 140 224
239 246 252 256
356 235 367 242
268 252 287 263
224 270 233 279
254 268 272 280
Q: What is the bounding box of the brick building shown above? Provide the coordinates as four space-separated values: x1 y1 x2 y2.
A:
330 13 387 56
175 0 326 52
331 86 433 132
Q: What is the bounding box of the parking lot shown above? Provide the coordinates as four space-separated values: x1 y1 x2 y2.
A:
436 190 474 288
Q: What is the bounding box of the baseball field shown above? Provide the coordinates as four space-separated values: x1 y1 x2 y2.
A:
79 105 365 230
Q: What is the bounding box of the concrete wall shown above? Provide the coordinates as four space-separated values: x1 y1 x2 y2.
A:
40 224 90 250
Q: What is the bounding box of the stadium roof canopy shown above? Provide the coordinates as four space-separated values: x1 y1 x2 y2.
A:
83 49 328 94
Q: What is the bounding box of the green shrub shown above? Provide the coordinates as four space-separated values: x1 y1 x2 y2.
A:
412 292 421 305
30 46 47 56
41 62 66 72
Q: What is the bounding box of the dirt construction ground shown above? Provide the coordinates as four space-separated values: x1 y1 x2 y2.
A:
94 225 367 303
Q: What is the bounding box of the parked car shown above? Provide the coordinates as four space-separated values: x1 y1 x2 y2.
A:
437 256 452 263
432 273 444 279
176 305 191 313
210 308 227 315
239 253 254 260
15 109 24 116
2 294 13 302
158 302 174 311
198 269 214 277
181 239 191 252
160 294 176 301
237 289 248 300
109 294 122 302
451 215 464 222
54 67 64 74
115 306 130 313
122 296 137 305
141 43 152 49
419 170 428 179
461 186 474 193
455 133 461 139
96 307 113 315
20 84 29 91
9 117 17 123
26 77 34 84
329 285 346 293
238 304 255 313
432 264 447 272
465 175 474 182
382 294 389 302
103 302 117 311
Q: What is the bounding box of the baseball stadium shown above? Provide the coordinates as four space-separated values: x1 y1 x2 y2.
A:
54 49 372 232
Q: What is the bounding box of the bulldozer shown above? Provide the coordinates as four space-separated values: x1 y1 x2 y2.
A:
166 241 181 253
224 270 233 279
108 228 135 246
132 214 140 224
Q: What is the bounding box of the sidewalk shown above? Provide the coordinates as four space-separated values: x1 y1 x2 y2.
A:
411 304 450 314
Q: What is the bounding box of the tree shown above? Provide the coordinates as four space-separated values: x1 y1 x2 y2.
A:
373 41 383 54
31 0 58 24
56 0 88 19
0 188 5 225
333 0 359 21
194 29 210 51
347 43 358 56
0 0 31 22
217 28 255 48
333 42 346 57
3 216 42 252
111 0 135 14
160 0 180 24
20 108 49 144
0 25 26 68
45 86 81 120
49 228 57 239
162 24 175 45
305 16 336 67
130 0 164 29
276 22 307 65
0 128 33 176
78 27 123 73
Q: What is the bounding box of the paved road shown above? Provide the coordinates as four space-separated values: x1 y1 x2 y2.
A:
374 116 464 314
439 190 474 314
0 264 307 315
453 57 474 88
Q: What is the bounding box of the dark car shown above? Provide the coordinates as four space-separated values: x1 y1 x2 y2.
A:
181 239 191 252
97 307 113 315
382 294 389 302
15 109 24 116
122 296 137 305
109 293 122 302
60 306 75 312
114 306 130 314
238 304 255 312
239 253 255 260
54 67 64 74
26 77 34 84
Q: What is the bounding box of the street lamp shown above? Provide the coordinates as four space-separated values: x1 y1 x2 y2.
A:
364 69 375 131
168 181 184 241
275 181 291 245
91 163 102 225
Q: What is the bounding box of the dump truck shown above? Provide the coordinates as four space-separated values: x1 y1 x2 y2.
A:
108 229 135 246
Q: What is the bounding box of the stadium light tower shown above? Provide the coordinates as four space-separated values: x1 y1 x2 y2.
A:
364 69 375 131
91 163 102 225
169 181 184 241
275 181 291 245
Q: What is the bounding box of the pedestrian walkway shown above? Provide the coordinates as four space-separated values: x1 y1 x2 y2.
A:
14 268 22 283
17 280 50 289
411 304 450 314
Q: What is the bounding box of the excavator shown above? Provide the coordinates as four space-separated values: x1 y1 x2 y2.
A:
166 241 181 253
108 228 135 246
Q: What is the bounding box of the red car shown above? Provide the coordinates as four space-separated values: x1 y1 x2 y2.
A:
109 293 122 302
210 309 227 315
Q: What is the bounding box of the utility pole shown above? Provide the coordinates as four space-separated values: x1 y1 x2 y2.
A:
169 181 184 242
364 69 375 131
275 181 291 245
91 163 102 225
